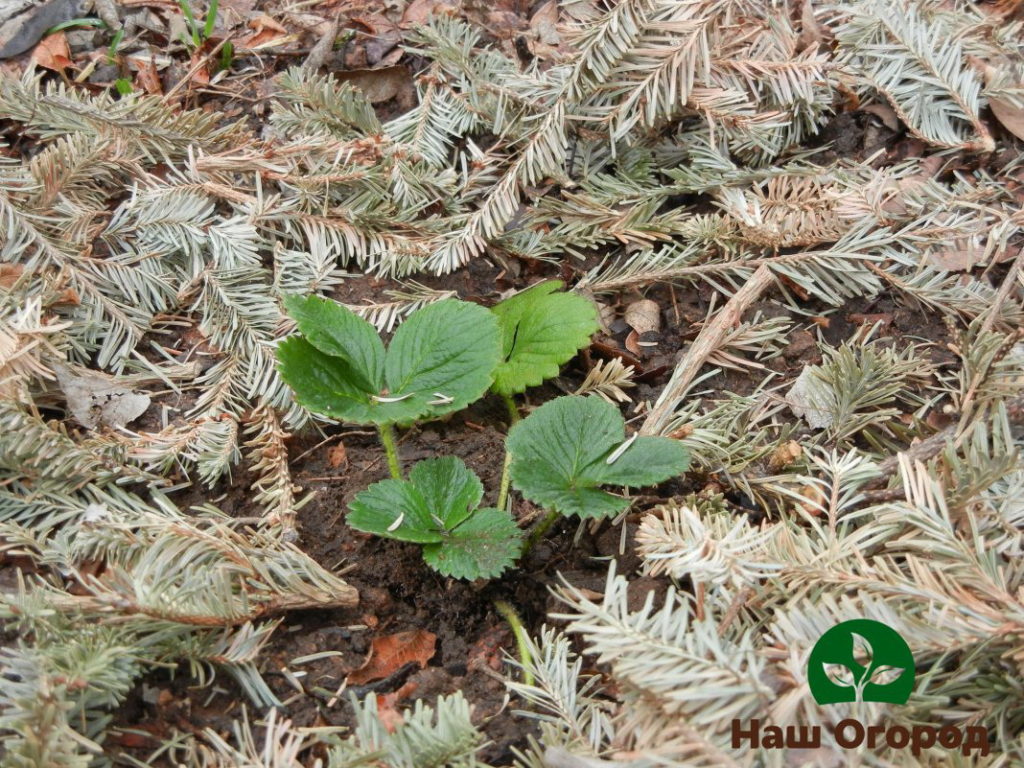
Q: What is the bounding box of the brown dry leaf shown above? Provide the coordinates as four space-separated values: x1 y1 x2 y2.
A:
795 482 827 516
624 299 661 335
624 329 642 357
218 0 258 27
401 0 447 27
355 14 403 65
797 0 824 51
847 312 894 330
862 102 900 131
0 263 24 289
971 57 1024 141
768 440 803 471
236 14 290 50
989 94 1024 141
467 625 509 673
926 245 985 272
336 66 411 104
135 57 163 95
348 630 437 684
879 155 944 215
376 682 418 732
529 0 560 58
31 32 72 72
187 47 210 86
327 441 348 468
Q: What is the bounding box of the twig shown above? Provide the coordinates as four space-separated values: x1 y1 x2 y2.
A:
955 247 1024 434
640 265 775 435
978 244 1024 336
162 37 232 104
864 393 1024 491
303 17 339 71
52 587 358 626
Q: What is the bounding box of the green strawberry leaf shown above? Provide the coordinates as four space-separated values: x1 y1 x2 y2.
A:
348 458 519 579
423 507 522 580
346 477 442 544
283 294 384 393
278 296 501 425
406 456 483 533
276 337 381 424
490 281 600 396
348 457 481 542
507 395 689 519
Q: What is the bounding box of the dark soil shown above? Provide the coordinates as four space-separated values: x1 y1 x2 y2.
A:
103 228 962 764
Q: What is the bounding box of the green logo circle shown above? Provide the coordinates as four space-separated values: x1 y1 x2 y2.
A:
807 619 915 705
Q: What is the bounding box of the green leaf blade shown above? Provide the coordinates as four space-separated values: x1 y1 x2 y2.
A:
423 508 522 579
347 478 443 543
596 436 690 487
508 395 687 519
491 281 600 395
384 299 501 422
282 295 384 393
408 457 484 531
507 395 622 481
276 337 377 423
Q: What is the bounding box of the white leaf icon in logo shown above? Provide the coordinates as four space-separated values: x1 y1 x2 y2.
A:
869 665 904 686
851 632 873 667
823 662 856 688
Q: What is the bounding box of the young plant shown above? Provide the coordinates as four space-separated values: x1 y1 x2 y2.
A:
489 280 600 507
178 0 219 48
348 457 521 579
276 295 500 478
508 395 689 524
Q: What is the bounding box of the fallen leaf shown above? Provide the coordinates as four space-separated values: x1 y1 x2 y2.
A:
768 440 803 471
376 684 416 732
989 94 1024 141
971 57 1024 141
624 329 642 356
787 366 834 430
467 625 509 673
327 441 348 468
54 363 151 430
135 56 163 95
348 630 436 684
847 312 893 330
336 65 411 104
529 0 560 58
187 47 210 86
31 31 72 71
0 0 79 59
235 13 290 50
861 102 899 132
0 262 23 289
401 0 447 27
623 299 661 335
798 0 825 51
352 13 401 65
926 245 985 272
793 482 827 517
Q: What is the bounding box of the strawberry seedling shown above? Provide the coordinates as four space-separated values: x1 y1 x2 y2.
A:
488 280 600 507
348 457 521 579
